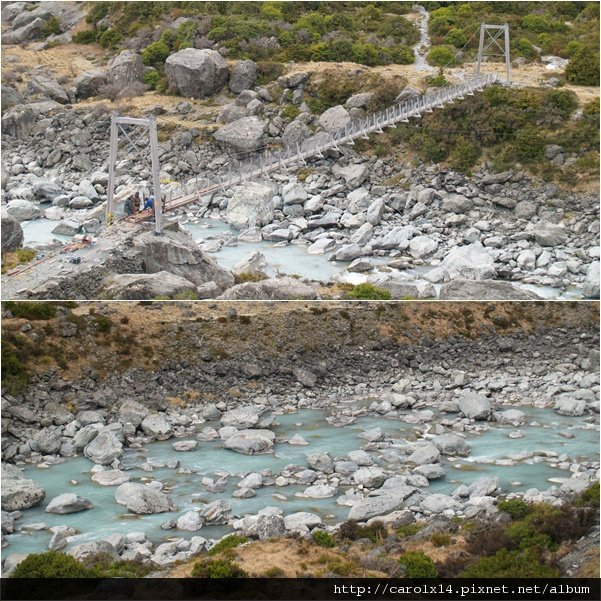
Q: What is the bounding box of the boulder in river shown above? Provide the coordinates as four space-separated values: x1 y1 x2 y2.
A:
45 493 93 514
83 430 123 465
220 405 273 429
115 483 177 514
347 486 416 521
1 464 45 511
141 414 173 440
458 391 491 420
223 429 275 454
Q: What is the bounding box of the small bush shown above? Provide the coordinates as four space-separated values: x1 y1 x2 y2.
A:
95 316 113 333
264 566 285 577
427 45 456 68
208 535 248 556
143 70 161 89
313 530 335 548
98 28 123 49
565 47 600 86
142 41 170 67
396 522 424 537
281 105 300 121
449 136 480 173
575 483 600 508
16 248 36 263
191 558 247 578
42 16 62 37
338 520 387 543
346 284 391 301
498 498 533 520
398 552 438 578
460 549 559 578
73 29 96 44
10 552 92 578
430 533 452 547
4 302 57 320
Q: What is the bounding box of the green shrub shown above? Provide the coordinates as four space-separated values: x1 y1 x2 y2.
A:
16 248 36 263
430 532 452 547
545 89 578 118
142 41 170 67
575 483 600 508
4 302 57 320
460 549 559 578
346 284 391 301
143 70 161 89
10 552 93 578
565 47 600 85
521 14 553 33
445 28 467 48
425 69 449 88
514 125 545 162
396 522 424 537
281 105 300 121
42 16 62 37
72 29 97 44
191 558 247 578
313 530 335 548
95 315 113 333
449 136 480 173
498 498 533 520
208 535 248 556
515 37 537 59
264 566 285 577
398 552 438 578
427 45 456 68
338 520 387 543
256 61 285 85
98 28 123 49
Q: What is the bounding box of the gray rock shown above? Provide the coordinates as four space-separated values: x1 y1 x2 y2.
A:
1 105 36 139
45 493 93 514
232 250 266 276
73 69 108 100
458 391 491 420
28 74 69 104
229 60 256 94
468 477 500 498
554 396 586 416
217 277 317 300
177 510 202 531
440 242 496 281
407 444 440 465
110 50 144 87
223 429 275 454
409 236 438 259
214 116 267 154
247 514 286 540
318 105 350 132
1 464 45 511
432 433 470 456
282 119 311 148
1 211 24 251
118 400 150 427
1 85 24 114
348 486 416 521
141 414 173 440
91 469 130 486
33 178 63 201
583 261 600 299
352 467 386 488
226 182 275 231
332 243 362 262
307 452 334 474
6 199 41 221
532 221 567 247
221 405 272 429
284 512 322 531
299 484 336 498
443 194 472 213
2 17 47 44
199 499 231 525
52 220 81 236
420 493 458 514
282 182 307 205
114 483 177 514
83 430 123 465
166 48 229 98
103 272 197 300
69 541 118 562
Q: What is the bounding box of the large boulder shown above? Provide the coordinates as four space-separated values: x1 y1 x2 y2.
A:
141 414 173 440
247 514 286 540
217 277 318 300
407 444 440 465
28 74 69 104
73 69 108 100
458 391 491 420
199 499 231 525
220 405 273 429
554 396 586 417
103 272 198 300
213 116 268 154
226 182 275 231
223 429 275 454
165 48 228 98
83 430 123 465
91 469 130 486
531 221 567 247
229 59 256 93
69 541 118 562
347 486 416 521
432 433 470 456
131 229 234 291
115 483 177 514
583 261 600 299
1 106 36 139
1 464 45 511
1 210 24 251
1 85 24 114
118 400 150 427
45 493 93 514
440 280 540 300
318 105 351 133
6 199 42 222
441 242 496 281
2 17 47 44
110 50 144 87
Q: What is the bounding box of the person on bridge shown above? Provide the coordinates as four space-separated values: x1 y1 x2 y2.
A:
123 195 135 216
144 196 154 211
133 192 141 213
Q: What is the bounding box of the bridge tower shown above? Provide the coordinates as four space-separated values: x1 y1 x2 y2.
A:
106 113 163 234
476 23 510 84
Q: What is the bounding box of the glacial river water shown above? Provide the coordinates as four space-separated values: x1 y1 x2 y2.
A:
4 406 598 557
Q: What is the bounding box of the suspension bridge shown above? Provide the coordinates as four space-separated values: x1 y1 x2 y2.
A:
107 23 510 234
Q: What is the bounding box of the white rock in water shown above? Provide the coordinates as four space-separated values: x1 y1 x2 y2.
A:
45 493 93 514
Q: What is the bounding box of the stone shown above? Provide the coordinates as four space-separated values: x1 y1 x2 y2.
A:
103 272 197 301
333 163 369 188
229 59 256 94
307 238 336 254
1 211 24 251
173 440 198 452
1 464 45 511
223 429 275 454
165 48 228 98
443 194 472 213
353 467 386 488
118 400 150 427
238 473 263 489
366 198 385 225
33 428 62 454
45 493 93 514
348 487 416 521
439 280 539 300
52 220 81 236
73 69 108 100
583 261 600 299
282 182 307 205
177 510 203 531
515 200 537 220
1 105 36 139
554 397 586 417
115 483 177 514
332 244 363 262
407 444 440 465
441 242 496 281
199 499 231 525
91 469 130 486
226 182 275 231
458 391 491 420
432 433 470 456
28 74 69 104
217 276 317 300
1 85 24 114
247 513 286 540
110 50 144 87
284 512 322 531
282 119 311 148
221 405 272 429
83 430 123 465
468 477 500 498
532 221 567 247
6 199 41 222
141 414 173 440
420 494 458 514
414 464 445 480
299 484 336 498
307 452 334 474
347 450 374 466
69 541 118 562
409 236 438 259
346 92 372 109
33 178 63 201
73 424 102 450
131 229 234 291
496 409 526 426
318 105 351 132
214 116 267 154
